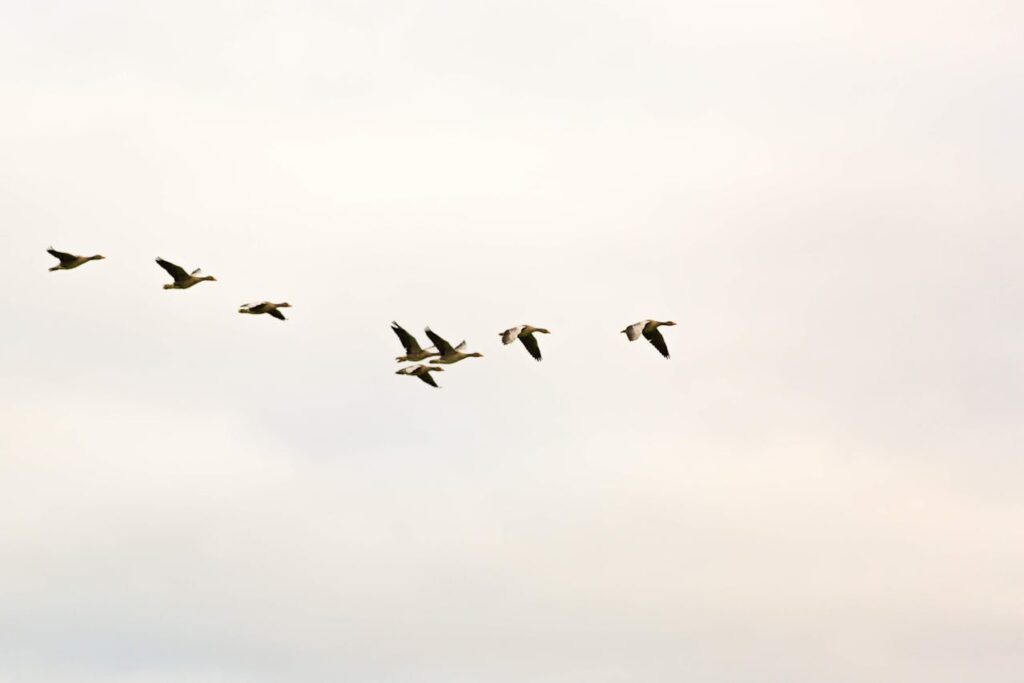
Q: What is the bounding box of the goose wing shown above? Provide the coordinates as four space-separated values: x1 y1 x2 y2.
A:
501 326 523 345
267 307 286 320
156 258 189 282
623 321 646 341
424 328 455 356
643 326 670 358
47 247 77 264
391 321 423 355
518 332 542 361
416 372 439 388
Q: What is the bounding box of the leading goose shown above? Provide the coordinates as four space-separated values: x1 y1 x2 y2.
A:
391 321 439 362
156 257 217 289
47 247 105 271
239 302 291 320
425 327 484 365
621 319 676 359
500 324 550 361
396 364 445 388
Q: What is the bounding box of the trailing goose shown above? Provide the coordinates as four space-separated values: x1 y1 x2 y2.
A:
396 364 445 388
425 327 484 365
500 324 550 361
621 319 677 359
239 302 291 320
156 257 217 289
391 321 439 362
47 247 105 271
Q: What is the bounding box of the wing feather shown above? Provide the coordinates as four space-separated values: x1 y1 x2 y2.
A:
424 328 455 356
643 327 670 358
623 321 646 341
156 258 189 282
519 333 542 361
501 326 523 344
47 247 76 264
391 322 423 354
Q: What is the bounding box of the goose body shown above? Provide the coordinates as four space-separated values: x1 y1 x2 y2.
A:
239 302 291 320
621 319 676 358
47 247 105 271
425 328 484 365
500 324 550 361
396 364 444 388
156 257 217 289
391 321 439 362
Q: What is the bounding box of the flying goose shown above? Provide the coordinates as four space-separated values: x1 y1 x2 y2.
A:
391 321 439 362
500 324 550 361
47 247 105 271
396 364 445 388
425 327 484 365
239 302 291 320
621 320 677 359
156 257 217 289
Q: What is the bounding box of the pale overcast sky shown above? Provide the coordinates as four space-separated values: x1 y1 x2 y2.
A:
1 1 1022 681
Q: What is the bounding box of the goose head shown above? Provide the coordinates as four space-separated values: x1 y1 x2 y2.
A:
661 320 677 326
277 302 291 308
90 255 106 261
468 352 484 358
163 283 176 290
202 275 217 282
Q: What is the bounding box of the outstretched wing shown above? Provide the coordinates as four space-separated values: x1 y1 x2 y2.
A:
518 333 542 361
155 258 189 282
643 327 670 358
391 321 423 354
501 326 523 345
623 321 646 341
191 268 204 276
267 307 286 320
47 247 76 264
417 372 439 388
424 328 455 356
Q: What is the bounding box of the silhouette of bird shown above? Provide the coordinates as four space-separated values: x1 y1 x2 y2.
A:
47 247 105 271
396 364 444 388
621 320 676 359
239 302 291 320
156 257 217 289
425 328 484 365
500 324 550 361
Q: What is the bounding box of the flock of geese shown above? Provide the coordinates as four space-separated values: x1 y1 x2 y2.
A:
46 246 678 388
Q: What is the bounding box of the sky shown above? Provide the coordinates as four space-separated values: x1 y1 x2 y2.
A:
1 1 1023 681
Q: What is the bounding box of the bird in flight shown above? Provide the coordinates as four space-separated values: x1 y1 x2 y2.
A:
47 247 105 271
500 324 550 361
425 327 484 365
396 364 445 388
239 302 292 320
621 320 676 358
391 321 439 362
156 257 217 289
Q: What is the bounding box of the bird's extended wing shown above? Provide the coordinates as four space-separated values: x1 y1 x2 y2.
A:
47 247 76 264
267 307 286 320
643 327 670 358
155 258 189 282
623 321 646 341
417 372 439 388
391 321 422 354
519 333 542 361
424 328 455 356
501 326 523 344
